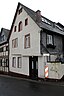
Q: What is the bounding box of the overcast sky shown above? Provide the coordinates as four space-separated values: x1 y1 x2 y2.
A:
0 0 64 30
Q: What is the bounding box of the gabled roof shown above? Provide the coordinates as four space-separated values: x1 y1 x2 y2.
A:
8 2 36 40
39 22 64 35
8 2 64 40
1 28 10 38
0 28 10 44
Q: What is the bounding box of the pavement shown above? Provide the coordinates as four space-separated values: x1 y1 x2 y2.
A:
0 74 64 96
0 74 64 86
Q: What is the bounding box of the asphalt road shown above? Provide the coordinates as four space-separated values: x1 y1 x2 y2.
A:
0 75 64 96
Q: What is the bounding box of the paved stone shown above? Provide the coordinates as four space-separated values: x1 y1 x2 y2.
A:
0 75 64 96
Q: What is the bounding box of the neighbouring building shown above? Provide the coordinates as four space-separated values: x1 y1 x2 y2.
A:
9 2 64 80
0 28 10 74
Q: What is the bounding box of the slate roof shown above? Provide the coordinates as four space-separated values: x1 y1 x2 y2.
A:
0 28 10 44
38 22 64 35
2 28 10 38
57 22 64 29
19 3 64 35
8 2 64 40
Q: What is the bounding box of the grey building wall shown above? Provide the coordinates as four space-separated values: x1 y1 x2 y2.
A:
40 30 63 55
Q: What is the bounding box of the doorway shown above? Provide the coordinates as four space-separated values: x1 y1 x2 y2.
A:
29 56 38 79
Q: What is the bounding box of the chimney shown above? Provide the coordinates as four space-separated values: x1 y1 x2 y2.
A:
36 10 42 23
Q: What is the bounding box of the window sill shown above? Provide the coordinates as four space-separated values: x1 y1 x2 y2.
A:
24 46 30 49
46 44 56 49
17 67 21 68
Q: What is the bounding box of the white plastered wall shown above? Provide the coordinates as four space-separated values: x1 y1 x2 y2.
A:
38 56 45 78
9 55 29 76
9 5 41 75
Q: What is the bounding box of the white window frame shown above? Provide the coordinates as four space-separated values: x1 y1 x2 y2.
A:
17 57 22 68
47 34 53 45
12 57 16 67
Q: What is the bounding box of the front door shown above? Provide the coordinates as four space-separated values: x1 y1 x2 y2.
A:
29 56 38 79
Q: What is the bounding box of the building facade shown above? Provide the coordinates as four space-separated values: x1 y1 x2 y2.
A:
9 3 64 79
0 28 9 73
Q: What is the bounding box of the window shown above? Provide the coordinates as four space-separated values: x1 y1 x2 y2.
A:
17 57 22 68
0 59 2 66
18 21 22 32
18 8 22 14
24 34 30 48
6 46 8 51
12 38 18 48
25 18 28 26
47 34 53 45
47 56 50 62
12 57 16 67
6 59 8 66
14 26 17 32
0 47 3 52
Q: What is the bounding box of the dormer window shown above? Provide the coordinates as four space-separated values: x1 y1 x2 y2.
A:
42 17 51 25
18 8 22 15
25 18 28 26
18 21 22 32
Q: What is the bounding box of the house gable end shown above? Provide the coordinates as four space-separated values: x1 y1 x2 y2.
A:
8 3 39 40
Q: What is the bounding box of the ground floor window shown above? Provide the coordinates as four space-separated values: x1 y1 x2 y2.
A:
47 56 50 62
12 57 16 67
6 59 8 66
17 57 22 68
0 59 2 66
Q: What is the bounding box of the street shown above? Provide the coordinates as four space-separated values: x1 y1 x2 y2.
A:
0 75 64 96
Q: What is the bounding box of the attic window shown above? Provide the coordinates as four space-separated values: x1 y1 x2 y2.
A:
25 18 28 26
18 8 22 15
18 21 22 32
14 26 17 32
